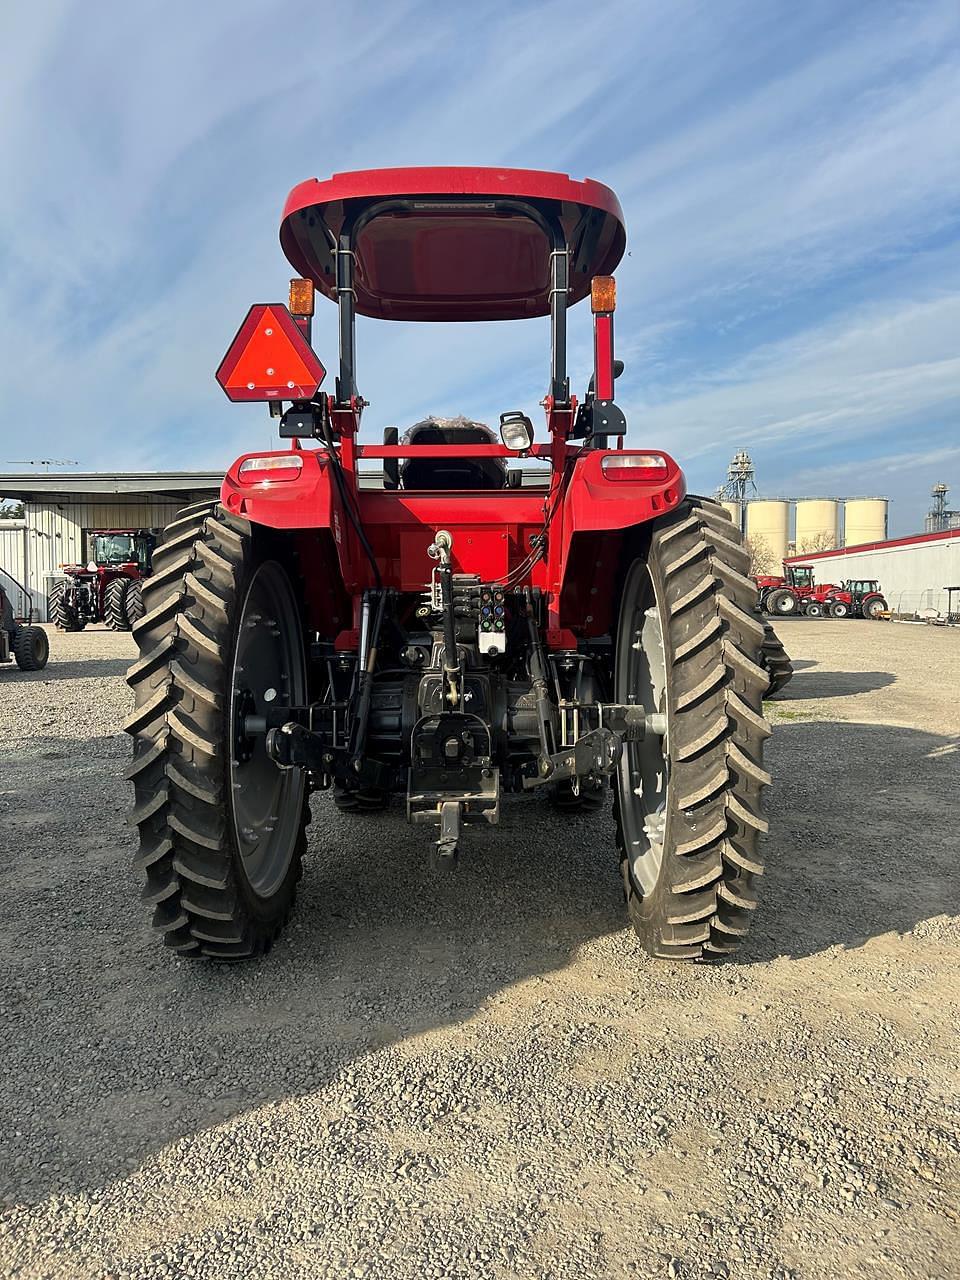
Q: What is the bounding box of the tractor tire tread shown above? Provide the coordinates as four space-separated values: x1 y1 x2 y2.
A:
11 625 49 671
616 496 772 961
759 621 794 698
104 578 130 631
124 501 307 958
124 580 145 626
48 580 82 631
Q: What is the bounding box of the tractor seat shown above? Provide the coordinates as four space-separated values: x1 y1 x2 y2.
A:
398 416 506 491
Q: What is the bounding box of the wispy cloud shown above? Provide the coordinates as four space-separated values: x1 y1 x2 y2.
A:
0 0 958 535
635 283 960 453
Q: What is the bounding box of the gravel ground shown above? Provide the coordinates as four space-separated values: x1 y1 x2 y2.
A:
0 619 958 1280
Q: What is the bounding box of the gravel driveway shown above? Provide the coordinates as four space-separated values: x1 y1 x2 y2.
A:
1 619 958 1279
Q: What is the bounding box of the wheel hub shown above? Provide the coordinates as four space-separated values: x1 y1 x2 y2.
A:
616 573 670 897
227 562 306 899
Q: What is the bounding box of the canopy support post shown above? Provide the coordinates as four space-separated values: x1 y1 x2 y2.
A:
336 231 357 405
549 237 569 405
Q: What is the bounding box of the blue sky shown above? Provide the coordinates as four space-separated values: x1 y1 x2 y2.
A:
1 0 958 534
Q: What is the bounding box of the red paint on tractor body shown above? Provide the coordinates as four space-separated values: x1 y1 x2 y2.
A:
221 447 685 640
280 166 626 322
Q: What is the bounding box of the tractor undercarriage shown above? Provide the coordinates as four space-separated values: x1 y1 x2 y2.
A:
238 532 664 866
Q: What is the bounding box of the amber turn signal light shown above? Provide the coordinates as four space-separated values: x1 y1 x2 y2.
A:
590 276 616 313
289 277 315 316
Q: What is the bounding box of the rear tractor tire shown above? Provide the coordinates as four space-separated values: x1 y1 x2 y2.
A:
13 625 49 671
759 621 793 698
48 580 83 631
862 597 887 619
765 588 797 617
124 579 144 626
104 578 130 631
124 501 310 958
614 497 772 961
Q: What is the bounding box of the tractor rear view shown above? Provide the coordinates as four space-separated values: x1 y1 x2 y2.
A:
125 167 787 963
50 530 154 631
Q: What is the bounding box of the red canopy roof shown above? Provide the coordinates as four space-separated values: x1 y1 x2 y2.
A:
279 167 626 322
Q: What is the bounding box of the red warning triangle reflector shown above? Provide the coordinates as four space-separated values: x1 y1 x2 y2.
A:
216 304 326 402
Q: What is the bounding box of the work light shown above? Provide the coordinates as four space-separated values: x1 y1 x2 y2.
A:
499 412 534 453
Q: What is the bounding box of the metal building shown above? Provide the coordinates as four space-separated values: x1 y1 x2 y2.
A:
785 528 960 617
0 472 221 619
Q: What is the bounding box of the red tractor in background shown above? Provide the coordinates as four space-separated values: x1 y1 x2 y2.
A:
50 529 155 632
124 166 791 964
821 579 888 619
755 563 829 616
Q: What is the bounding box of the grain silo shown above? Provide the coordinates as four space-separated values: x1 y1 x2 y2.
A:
746 500 789 566
795 499 839 552
843 498 888 547
720 500 742 532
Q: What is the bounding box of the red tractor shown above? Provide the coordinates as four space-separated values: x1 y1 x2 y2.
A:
822 579 888 619
125 167 789 963
788 580 837 618
50 529 155 631
755 563 824 616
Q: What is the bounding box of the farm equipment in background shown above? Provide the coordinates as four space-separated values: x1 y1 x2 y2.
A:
49 529 155 631
822 579 888 619
755 563 822 616
793 580 840 618
0 578 48 671
125 166 785 964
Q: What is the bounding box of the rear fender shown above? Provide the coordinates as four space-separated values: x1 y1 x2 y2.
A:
555 450 685 635
222 449 337 529
221 448 361 586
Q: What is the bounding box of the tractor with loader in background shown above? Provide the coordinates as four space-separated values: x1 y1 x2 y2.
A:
50 529 155 632
125 167 791 962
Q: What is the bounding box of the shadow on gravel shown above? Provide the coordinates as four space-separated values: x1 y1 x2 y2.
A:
776 668 896 698
752 719 959 962
0 734 623 1205
0 718 955 1204
0 658 131 682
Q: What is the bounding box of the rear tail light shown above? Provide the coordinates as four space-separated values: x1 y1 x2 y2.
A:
238 454 304 483
601 453 668 480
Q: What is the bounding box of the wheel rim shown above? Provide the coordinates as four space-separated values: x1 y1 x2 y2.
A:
228 561 306 899
779 595 796 614
615 561 669 896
